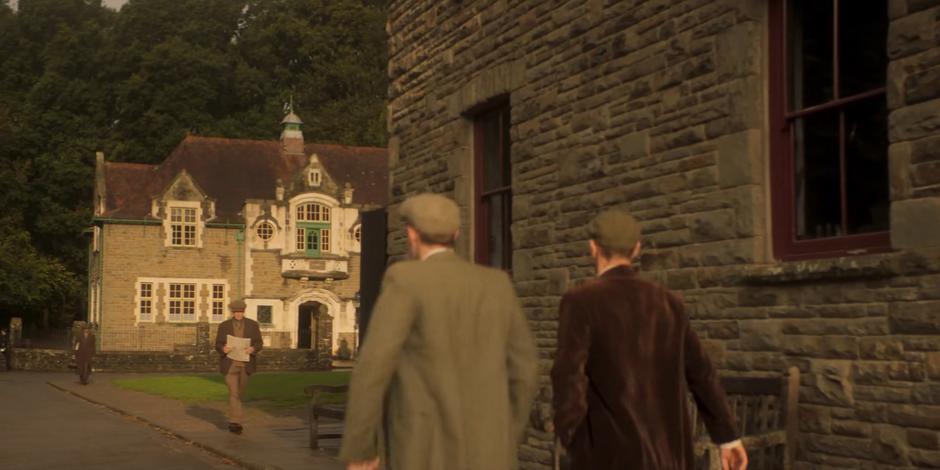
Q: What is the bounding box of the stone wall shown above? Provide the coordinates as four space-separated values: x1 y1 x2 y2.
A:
96 222 360 353
97 223 243 351
12 348 330 373
386 0 940 468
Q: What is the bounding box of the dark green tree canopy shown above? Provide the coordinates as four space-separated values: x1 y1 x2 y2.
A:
0 0 388 327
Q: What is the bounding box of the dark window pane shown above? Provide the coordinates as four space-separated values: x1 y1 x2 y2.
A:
482 111 506 191
793 110 841 239
838 2 888 97
257 305 273 324
845 97 889 234
788 0 834 110
487 194 505 268
307 230 320 251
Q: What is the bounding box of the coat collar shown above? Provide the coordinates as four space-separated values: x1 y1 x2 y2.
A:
424 250 461 263
599 265 638 279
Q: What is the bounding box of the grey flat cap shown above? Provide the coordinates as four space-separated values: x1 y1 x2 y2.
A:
587 209 642 253
399 193 460 243
228 299 247 312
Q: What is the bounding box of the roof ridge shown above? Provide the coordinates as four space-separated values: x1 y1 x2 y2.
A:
305 142 386 152
184 135 279 145
179 134 384 152
105 161 157 169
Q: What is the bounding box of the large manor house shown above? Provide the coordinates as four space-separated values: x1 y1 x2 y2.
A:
88 111 387 354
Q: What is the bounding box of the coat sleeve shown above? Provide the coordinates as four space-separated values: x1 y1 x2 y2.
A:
214 322 227 355
503 272 539 443
339 265 418 462
551 291 591 447
251 321 264 354
671 294 739 445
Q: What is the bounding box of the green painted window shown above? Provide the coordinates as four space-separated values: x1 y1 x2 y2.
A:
296 224 330 256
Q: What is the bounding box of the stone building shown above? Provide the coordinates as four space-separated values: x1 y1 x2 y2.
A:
89 110 387 358
386 0 940 468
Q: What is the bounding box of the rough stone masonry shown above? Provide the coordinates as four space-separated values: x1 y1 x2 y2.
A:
386 0 940 468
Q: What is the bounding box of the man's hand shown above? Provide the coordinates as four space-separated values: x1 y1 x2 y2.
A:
347 458 379 470
720 442 748 470
246 346 255 354
222 345 231 354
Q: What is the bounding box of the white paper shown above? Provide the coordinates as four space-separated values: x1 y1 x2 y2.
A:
226 335 251 362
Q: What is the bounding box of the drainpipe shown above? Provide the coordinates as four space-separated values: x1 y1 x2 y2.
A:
85 233 93 323
235 229 245 299
97 225 104 350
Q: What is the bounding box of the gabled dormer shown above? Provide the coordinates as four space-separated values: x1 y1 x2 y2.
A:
152 170 214 248
301 153 340 195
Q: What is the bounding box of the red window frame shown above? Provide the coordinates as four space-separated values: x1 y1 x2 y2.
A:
769 0 891 261
473 102 512 271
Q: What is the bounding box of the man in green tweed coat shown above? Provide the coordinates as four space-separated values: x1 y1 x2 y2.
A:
340 193 539 470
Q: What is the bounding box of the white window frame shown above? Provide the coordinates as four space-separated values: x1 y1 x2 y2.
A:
137 282 154 322
289 195 339 255
167 282 197 322
164 201 202 248
308 169 322 187
295 202 331 223
210 284 226 323
256 221 276 242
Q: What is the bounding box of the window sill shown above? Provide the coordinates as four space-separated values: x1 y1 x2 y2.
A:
282 270 350 281
735 248 940 286
282 253 347 261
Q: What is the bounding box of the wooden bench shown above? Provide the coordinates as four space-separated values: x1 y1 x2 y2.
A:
554 367 800 470
691 367 800 470
305 384 349 450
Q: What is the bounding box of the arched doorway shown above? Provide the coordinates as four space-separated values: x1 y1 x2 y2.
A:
297 302 327 349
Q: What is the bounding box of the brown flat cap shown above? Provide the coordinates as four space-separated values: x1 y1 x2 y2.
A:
399 193 460 243
587 209 642 253
228 299 247 312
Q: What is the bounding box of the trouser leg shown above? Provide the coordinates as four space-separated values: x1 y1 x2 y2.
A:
226 365 244 423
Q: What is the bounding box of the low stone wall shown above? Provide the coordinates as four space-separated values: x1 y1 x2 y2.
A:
12 348 328 373
12 348 73 372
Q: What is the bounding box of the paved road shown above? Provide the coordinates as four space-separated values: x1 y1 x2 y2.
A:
0 372 242 470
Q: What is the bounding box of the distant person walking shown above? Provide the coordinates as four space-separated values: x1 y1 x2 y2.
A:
215 299 263 435
0 328 12 371
75 325 96 385
340 193 539 470
552 210 747 470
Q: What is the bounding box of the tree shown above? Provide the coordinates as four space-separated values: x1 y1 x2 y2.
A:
0 0 388 329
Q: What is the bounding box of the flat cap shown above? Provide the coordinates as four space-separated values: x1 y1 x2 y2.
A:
399 193 460 243
587 209 642 253
228 299 247 312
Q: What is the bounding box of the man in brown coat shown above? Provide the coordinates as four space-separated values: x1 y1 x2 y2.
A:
75 325 96 385
341 193 539 470
551 210 748 470
214 299 264 434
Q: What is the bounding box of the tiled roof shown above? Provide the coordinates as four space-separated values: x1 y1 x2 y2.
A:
101 135 388 223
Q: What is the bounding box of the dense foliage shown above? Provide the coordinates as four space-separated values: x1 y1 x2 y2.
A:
0 0 387 328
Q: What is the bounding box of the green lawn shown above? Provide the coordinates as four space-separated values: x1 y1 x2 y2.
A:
113 371 350 408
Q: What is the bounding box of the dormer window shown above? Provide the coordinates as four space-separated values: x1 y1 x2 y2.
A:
170 207 197 246
308 170 322 187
